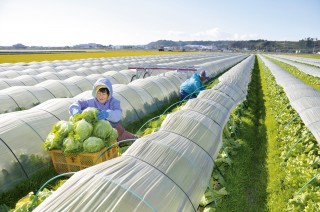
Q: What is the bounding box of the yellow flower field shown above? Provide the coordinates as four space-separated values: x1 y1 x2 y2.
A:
0 50 191 64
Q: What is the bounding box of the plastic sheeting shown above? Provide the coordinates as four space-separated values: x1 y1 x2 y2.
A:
259 55 320 143
0 68 135 92
270 54 320 68
0 54 228 192
194 54 248 80
268 55 320 77
132 54 240 78
113 84 157 121
0 86 55 113
103 71 132 84
13 75 42 85
70 55 251 127
0 53 252 193
0 72 136 114
129 76 178 108
0 79 25 90
0 110 60 191
34 55 254 211
0 70 21 78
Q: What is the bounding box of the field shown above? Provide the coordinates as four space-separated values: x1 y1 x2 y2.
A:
0 50 189 63
0 51 319 211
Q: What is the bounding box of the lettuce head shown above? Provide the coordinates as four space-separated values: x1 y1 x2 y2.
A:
81 107 99 124
105 128 118 146
83 137 105 153
63 137 82 154
44 132 63 150
52 120 73 138
74 119 93 142
93 120 112 140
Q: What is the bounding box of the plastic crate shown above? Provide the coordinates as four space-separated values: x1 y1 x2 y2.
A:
49 141 119 174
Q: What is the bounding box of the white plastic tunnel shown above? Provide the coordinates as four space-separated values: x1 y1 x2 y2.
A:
0 62 190 192
0 53 252 193
0 98 74 192
0 71 136 114
34 54 254 211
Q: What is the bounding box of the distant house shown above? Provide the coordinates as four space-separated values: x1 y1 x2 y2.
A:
73 43 107 49
184 44 217 51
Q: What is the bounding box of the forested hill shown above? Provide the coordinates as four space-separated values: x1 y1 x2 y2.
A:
147 38 319 53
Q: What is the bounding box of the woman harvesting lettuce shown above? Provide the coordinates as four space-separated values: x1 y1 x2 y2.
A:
69 78 137 142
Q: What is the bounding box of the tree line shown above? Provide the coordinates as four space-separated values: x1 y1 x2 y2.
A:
147 38 319 53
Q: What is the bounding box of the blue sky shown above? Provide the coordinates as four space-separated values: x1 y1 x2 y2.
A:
0 0 319 46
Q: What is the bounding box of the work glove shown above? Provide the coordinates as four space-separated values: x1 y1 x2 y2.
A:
71 108 82 116
97 110 109 120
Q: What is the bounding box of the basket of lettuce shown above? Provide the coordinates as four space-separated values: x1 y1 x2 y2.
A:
44 107 119 173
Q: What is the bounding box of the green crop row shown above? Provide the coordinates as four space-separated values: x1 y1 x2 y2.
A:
259 56 320 211
203 56 268 211
202 55 320 211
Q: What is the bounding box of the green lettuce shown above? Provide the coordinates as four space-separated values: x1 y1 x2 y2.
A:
105 128 118 146
93 120 112 139
52 120 73 138
63 137 82 154
70 107 98 123
81 107 99 123
43 121 74 150
83 137 105 152
74 119 93 142
43 132 63 150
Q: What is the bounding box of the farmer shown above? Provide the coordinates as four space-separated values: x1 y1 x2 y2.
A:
179 70 210 100
69 77 137 141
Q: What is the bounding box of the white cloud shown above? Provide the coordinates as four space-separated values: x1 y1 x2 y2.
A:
191 28 227 39
186 28 262 41
232 33 261 40
167 31 186 36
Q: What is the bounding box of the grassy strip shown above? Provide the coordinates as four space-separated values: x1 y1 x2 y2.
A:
267 57 320 91
258 56 288 210
0 50 191 64
213 56 268 211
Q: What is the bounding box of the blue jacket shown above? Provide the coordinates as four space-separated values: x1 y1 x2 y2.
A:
179 73 205 95
69 78 122 126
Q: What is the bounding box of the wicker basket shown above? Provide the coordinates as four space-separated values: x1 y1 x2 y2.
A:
49 141 118 174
